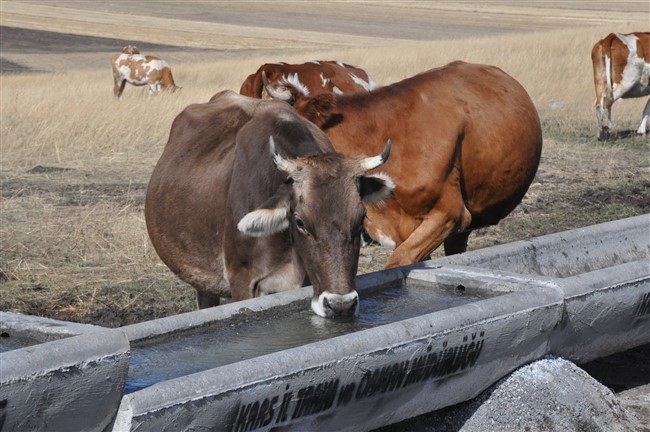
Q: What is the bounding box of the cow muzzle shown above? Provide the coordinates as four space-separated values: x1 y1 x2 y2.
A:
312 291 359 318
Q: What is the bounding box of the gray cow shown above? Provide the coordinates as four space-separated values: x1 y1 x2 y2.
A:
144 90 394 317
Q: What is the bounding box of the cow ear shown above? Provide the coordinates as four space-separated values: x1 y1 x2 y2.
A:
294 94 335 127
239 73 257 97
358 172 395 204
237 192 291 237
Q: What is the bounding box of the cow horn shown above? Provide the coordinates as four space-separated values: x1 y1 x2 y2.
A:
269 136 297 174
359 139 391 172
262 71 292 101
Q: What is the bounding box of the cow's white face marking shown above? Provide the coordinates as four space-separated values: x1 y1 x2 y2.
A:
312 291 359 317
333 86 344 95
280 73 310 96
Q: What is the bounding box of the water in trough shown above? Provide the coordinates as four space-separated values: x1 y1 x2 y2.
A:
125 280 501 393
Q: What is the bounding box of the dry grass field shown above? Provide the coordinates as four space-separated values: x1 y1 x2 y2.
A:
1 1 649 327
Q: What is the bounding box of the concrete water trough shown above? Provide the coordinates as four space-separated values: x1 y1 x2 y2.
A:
114 268 563 432
112 214 649 431
0 312 130 431
434 213 650 364
0 215 648 431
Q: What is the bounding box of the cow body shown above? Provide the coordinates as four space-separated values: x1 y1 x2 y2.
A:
111 46 177 97
145 90 393 317
273 61 542 268
240 61 376 104
591 32 650 140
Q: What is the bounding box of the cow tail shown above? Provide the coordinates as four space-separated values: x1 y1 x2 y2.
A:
591 35 613 107
162 68 176 90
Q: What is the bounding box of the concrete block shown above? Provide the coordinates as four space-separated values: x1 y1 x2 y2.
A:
0 328 130 431
433 214 649 278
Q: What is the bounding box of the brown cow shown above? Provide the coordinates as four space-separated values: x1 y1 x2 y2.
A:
591 32 650 140
265 61 542 268
240 61 376 104
144 90 394 317
111 46 178 97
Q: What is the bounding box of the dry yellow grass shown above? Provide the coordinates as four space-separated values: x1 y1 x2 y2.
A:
2 23 648 169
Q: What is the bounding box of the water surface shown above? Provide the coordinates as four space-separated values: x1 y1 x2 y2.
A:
126 282 498 393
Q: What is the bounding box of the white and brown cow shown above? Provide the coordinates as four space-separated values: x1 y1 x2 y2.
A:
240 61 376 104
111 46 178 97
591 32 650 140
145 91 394 317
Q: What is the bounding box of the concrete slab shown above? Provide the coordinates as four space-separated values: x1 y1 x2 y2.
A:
432 214 650 364
0 328 130 431
1 311 104 352
433 214 649 278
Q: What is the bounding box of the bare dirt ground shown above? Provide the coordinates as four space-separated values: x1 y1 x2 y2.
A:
1 1 649 428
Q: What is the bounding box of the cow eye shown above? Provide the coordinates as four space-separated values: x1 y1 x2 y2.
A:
295 217 308 235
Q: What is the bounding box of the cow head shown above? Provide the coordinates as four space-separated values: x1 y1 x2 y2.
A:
237 137 394 318
261 71 309 105
122 45 140 55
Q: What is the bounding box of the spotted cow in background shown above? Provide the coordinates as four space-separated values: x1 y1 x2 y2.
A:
591 32 650 140
240 61 376 104
111 46 178 97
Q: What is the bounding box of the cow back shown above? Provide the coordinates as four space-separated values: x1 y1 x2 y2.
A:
594 32 650 87
145 91 255 295
240 61 374 99
294 61 542 237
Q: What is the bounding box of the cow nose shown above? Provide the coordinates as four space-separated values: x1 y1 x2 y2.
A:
312 291 359 317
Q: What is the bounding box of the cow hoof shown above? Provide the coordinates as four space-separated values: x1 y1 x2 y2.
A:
598 130 611 141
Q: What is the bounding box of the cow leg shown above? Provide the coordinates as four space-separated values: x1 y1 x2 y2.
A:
149 82 161 95
196 290 220 309
114 80 126 97
596 102 613 141
385 207 472 268
637 97 650 135
443 230 471 255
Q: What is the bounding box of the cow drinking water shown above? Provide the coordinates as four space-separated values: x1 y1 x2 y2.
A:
144 91 394 317
111 45 178 97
